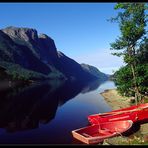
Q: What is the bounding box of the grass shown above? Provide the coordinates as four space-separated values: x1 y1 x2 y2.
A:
104 135 148 145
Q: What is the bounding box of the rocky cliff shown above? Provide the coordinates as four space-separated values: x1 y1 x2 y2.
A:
0 26 107 82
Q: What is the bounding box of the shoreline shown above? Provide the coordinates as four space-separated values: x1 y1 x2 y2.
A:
100 88 131 110
100 88 148 145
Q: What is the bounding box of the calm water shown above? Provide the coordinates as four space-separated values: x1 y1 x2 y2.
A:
0 79 116 144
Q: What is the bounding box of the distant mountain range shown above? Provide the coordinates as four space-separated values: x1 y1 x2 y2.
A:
0 26 109 82
81 63 109 82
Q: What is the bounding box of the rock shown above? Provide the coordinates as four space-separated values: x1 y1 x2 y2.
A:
0 29 51 75
38 33 59 62
2 26 38 42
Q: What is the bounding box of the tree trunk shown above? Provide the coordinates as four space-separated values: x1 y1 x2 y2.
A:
130 64 141 105
129 46 141 104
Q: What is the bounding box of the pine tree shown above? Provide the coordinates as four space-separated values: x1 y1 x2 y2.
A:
110 3 148 104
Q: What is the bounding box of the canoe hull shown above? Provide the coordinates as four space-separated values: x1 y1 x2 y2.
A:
88 103 148 125
88 111 138 125
72 120 133 144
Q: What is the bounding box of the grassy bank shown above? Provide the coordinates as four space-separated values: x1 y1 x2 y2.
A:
100 88 148 145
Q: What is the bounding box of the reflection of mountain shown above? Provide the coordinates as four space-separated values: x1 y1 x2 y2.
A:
0 79 106 133
81 79 103 94
0 80 64 132
57 80 88 106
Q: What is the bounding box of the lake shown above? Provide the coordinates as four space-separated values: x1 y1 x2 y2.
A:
0 79 116 144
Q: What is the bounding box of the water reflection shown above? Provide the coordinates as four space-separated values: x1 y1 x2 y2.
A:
81 80 103 94
0 79 103 133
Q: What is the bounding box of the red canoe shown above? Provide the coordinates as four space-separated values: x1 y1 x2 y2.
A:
88 103 148 125
72 120 133 144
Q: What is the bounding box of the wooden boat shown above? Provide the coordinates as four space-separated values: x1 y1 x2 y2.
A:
72 120 133 144
88 103 148 125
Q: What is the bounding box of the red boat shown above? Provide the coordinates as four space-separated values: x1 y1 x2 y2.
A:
72 120 133 144
88 103 148 125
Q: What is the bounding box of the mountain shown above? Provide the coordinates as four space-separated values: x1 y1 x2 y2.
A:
81 63 109 81
0 30 51 74
0 26 107 82
56 51 97 81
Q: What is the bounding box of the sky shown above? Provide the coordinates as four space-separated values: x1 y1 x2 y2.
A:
0 3 125 74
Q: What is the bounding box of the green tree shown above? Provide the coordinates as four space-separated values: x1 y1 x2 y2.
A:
110 3 148 103
114 64 148 99
136 38 148 64
114 65 134 97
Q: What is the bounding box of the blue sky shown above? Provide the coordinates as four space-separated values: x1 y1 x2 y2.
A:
0 3 125 74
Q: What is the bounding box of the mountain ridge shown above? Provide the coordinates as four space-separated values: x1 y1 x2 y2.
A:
0 26 108 82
